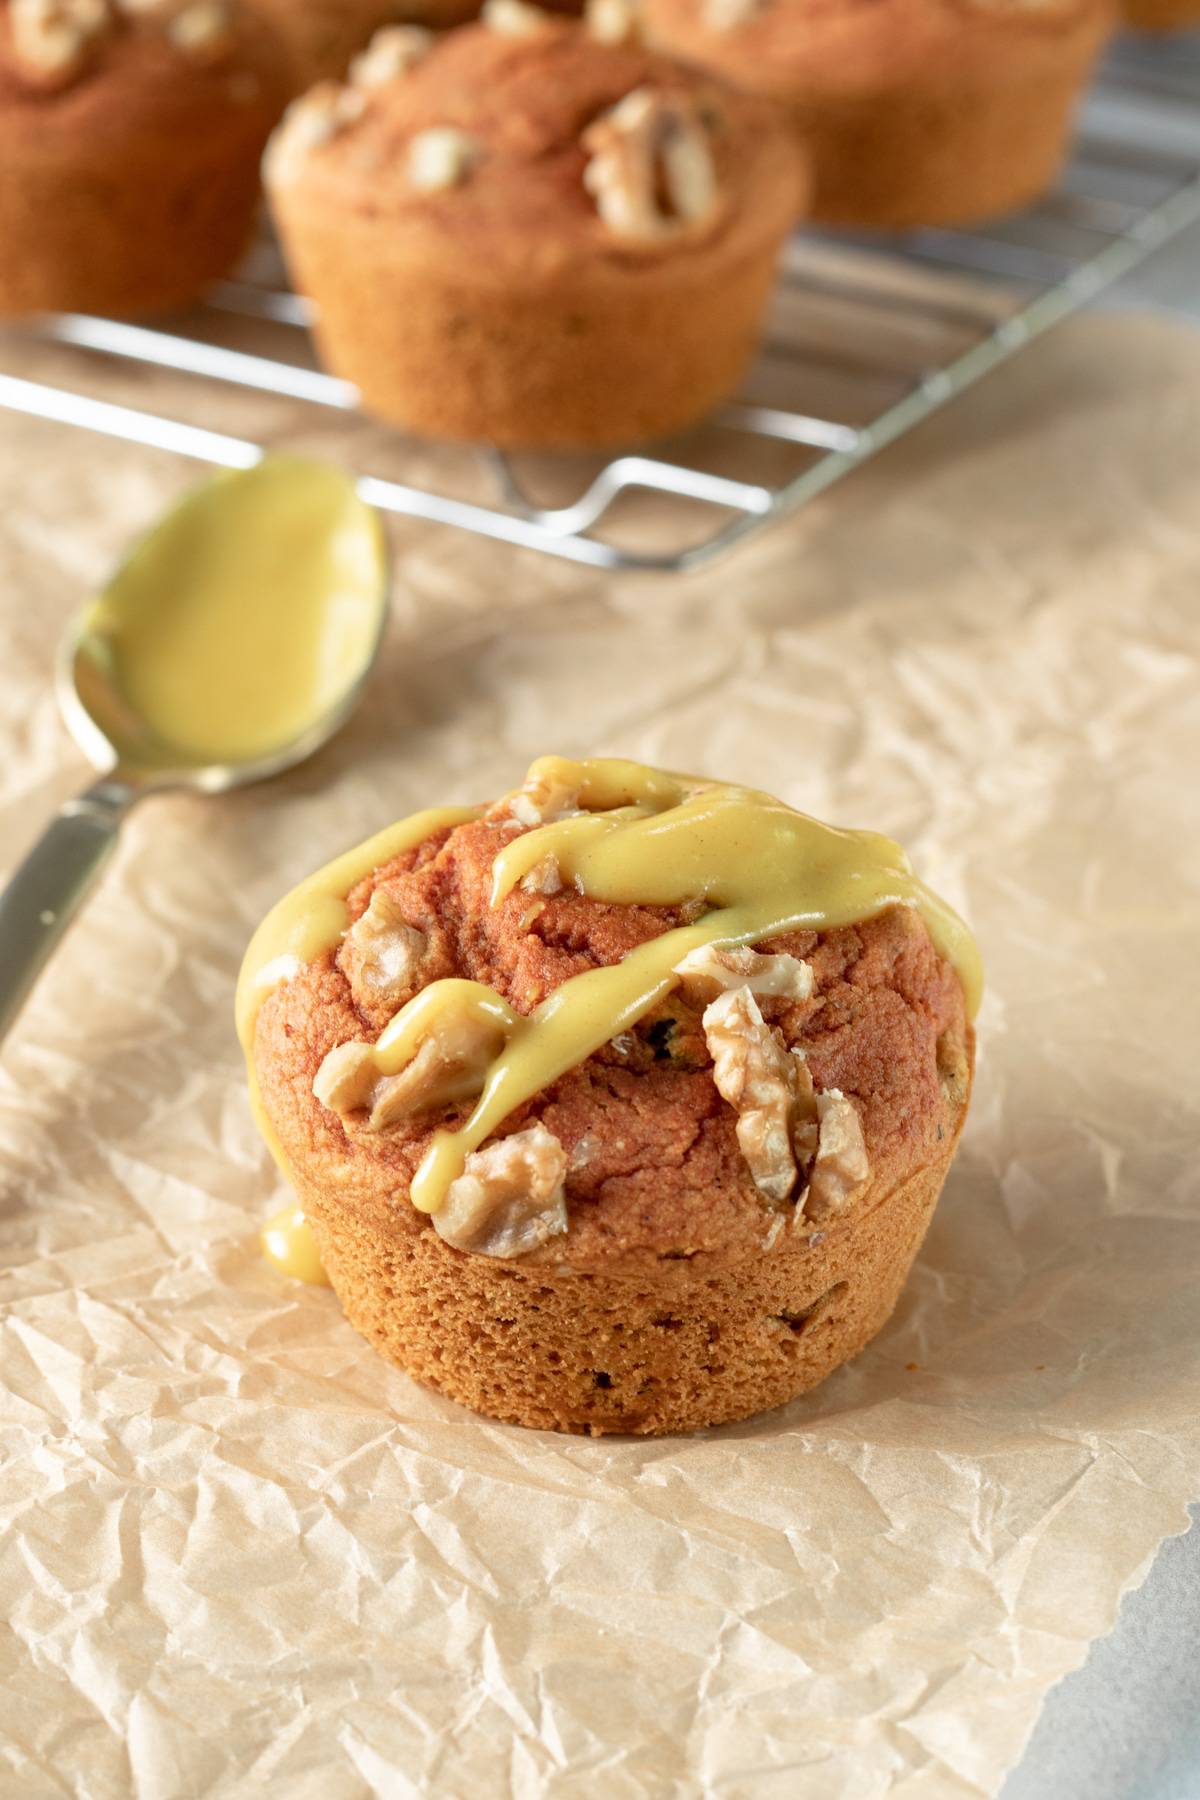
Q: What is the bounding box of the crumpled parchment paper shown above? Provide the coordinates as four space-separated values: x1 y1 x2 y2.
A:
0 313 1197 1799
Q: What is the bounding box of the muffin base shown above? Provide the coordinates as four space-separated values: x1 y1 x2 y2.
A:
274 215 788 448
300 1116 965 1436
796 68 1099 229
0 111 274 320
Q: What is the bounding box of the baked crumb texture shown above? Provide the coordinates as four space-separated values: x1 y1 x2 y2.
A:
641 0 1115 228
0 0 286 319
263 17 808 447
255 814 972 1435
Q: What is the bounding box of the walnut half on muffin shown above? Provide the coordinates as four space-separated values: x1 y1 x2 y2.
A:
0 0 287 319
240 756 980 1436
262 11 808 447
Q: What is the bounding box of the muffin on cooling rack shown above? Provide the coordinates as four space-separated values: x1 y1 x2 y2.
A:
240 755 979 1435
1121 0 1199 26
0 0 286 319
642 0 1116 228
263 7 807 447
246 0 478 91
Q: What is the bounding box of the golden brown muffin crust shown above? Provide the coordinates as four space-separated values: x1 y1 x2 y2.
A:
254 814 968 1277
267 20 805 278
0 0 282 130
244 0 478 90
643 0 1114 99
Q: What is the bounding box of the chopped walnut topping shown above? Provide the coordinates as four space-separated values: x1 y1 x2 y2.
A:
804 1091 870 1221
586 0 639 41
703 0 760 26
519 855 563 898
349 22 433 87
314 995 508 1133
702 989 872 1220
504 769 583 827
264 82 365 181
582 87 718 242
312 1039 379 1118
569 1133 600 1171
481 0 556 32
433 1125 569 1258
407 127 482 193
166 0 231 56
673 943 814 1004
702 987 803 1205
342 890 429 1013
790 1047 819 1165
10 0 107 79
761 1213 785 1251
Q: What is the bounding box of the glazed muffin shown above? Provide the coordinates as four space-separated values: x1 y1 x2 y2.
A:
240 756 979 1436
0 0 287 320
263 7 807 447
246 0 478 91
642 0 1116 228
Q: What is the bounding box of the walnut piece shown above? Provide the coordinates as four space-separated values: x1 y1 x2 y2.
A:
314 995 508 1132
341 889 429 1013
703 0 761 27
519 855 563 898
673 943 813 1004
10 0 107 78
790 1047 819 1166
312 1039 379 1118
582 87 718 242
349 23 433 86
407 127 482 193
504 768 584 827
433 1124 569 1258
166 0 231 56
586 0 639 41
481 0 556 32
265 82 366 180
703 987 803 1205
804 1090 870 1221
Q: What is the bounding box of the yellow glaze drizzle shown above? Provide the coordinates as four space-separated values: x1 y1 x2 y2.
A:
78 456 386 766
239 757 981 1246
261 1205 330 1286
236 803 481 1192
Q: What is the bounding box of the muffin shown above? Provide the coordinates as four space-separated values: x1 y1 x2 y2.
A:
1122 0 1200 26
0 0 287 320
246 0 478 91
642 0 1116 228
239 756 980 1436
263 7 808 447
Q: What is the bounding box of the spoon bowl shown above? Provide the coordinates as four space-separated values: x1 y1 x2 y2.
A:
0 455 388 1043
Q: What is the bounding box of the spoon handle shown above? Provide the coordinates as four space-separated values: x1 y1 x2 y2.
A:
0 778 137 1049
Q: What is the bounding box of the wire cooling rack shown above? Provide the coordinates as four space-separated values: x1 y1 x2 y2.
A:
1 34 1199 572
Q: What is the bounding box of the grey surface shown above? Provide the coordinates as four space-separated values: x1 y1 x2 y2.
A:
1004 115 1200 1800
1003 1510 1200 1800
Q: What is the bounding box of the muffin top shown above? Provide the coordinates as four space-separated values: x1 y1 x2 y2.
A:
245 0 479 94
263 8 807 278
641 0 1114 100
245 757 976 1274
0 0 284 130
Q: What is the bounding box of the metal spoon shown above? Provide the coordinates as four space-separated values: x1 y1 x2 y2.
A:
0 456 388 1046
